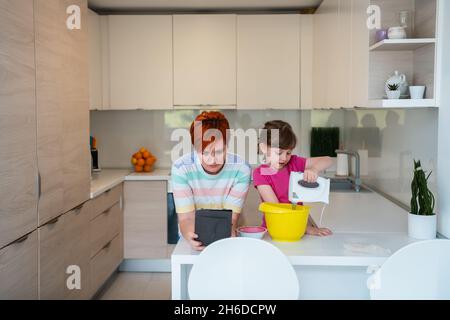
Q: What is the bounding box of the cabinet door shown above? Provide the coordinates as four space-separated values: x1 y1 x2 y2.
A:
124 181 168 259
60 0 90 213
107 15 173 109
0 231 38 300
0 0 38 248
35 0 90 222
35 0 64 226
237 14 300 109
64 202 91 300
173 14 237 107
350 0 369 108
88 9 103 110
39 215 66 299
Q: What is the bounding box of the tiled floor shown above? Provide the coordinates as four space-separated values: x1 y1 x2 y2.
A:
97 272 171 300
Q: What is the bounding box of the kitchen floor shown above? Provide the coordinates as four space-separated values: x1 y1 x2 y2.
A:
97 272 171 300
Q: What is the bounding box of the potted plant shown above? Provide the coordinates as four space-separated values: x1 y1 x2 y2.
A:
386 83 401 99
408 160 437 239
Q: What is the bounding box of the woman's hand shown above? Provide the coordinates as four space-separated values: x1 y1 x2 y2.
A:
186 232 205 251
306 226 333 237
303 169 319 183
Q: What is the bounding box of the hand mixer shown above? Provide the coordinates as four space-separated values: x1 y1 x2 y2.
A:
288 172 330 227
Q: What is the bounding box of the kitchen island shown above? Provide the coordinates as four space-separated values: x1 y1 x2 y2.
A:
171 187 417 300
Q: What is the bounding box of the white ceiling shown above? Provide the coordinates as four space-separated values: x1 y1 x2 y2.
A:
89 0 323 11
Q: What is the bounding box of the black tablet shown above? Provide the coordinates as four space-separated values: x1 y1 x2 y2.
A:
195 209 232 246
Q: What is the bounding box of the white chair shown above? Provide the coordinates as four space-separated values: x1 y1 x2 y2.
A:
188 237 299 300
369 239 450 300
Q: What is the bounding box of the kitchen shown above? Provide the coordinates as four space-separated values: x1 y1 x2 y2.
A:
1 0 450 302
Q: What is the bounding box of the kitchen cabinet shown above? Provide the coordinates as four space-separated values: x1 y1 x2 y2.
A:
173 14 237 107
237 14 300 109
106 15 173 110
0 231 38 300
38 214 66 300
0 0 38 249
64 202 91 300
89 9 103 110
313 0 352 109
89 183 123 295
123 181 169 259
35 0 90 225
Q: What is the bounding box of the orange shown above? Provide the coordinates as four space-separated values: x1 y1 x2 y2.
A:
142 151 150 159
145 158 154 165
144 165 152 172
131 157 137 165
135 165 143 173
135 152 143 159
139 147 147 154
137 159 145 166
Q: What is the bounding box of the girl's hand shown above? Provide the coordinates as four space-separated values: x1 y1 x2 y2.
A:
303 169 319 183
186 232 205 251
306 226 333 237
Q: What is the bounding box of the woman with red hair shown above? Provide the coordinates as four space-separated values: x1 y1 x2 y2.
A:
171 111 251 251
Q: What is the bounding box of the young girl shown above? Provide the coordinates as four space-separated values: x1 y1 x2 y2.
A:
253 120 333 236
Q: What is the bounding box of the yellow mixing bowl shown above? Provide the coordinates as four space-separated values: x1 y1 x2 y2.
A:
259 203 310 242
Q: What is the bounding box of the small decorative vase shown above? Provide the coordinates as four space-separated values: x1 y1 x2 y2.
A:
408 213 437 240
386 90 401 99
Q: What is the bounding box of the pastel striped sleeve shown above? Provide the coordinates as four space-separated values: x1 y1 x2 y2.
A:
223 164 251 214
171 163 195 214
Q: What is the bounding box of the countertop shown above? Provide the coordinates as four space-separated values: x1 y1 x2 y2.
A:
172 187 415 267
90 168 171 199
172 232 416 267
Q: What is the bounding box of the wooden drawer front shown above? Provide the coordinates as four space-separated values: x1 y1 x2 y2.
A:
91 184 122 220
90 202 122 258
39 214 66 299
90 233 123 293
0 231 38 300
64 202 91 300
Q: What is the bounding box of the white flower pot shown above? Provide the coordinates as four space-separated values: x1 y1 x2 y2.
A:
408 213 437 240
386 90 401 99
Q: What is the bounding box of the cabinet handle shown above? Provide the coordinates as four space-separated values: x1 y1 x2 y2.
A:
47 216 60 225
102 240 112 250
13 234 29 245
38 172 42 199
102 208 111 215
104 188 111 194
73 203 84 213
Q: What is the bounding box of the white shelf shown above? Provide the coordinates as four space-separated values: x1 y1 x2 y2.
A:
369 38 436 51
368 99 436 108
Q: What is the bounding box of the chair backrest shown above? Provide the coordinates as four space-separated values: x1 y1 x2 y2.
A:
188 237 299 300
370 239 450 300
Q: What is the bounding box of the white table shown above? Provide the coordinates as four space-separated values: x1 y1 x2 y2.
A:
171 232 417 300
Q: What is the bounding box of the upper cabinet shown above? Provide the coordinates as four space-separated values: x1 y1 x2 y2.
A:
107 15 173 110
237 14 300 109
173 14 237 107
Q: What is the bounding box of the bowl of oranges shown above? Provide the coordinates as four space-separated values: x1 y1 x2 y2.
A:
131 147 157 173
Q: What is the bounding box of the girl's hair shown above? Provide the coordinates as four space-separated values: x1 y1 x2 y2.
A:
190 111 230 151
260 120 297 150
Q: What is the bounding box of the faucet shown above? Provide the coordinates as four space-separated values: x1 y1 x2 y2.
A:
335 149 361 192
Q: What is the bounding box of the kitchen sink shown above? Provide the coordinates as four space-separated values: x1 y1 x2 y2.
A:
330 178 371 193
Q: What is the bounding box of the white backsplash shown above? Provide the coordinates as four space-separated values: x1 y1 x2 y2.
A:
90 108 438 208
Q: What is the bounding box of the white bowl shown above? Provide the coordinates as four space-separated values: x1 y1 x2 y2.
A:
237 226 267 239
